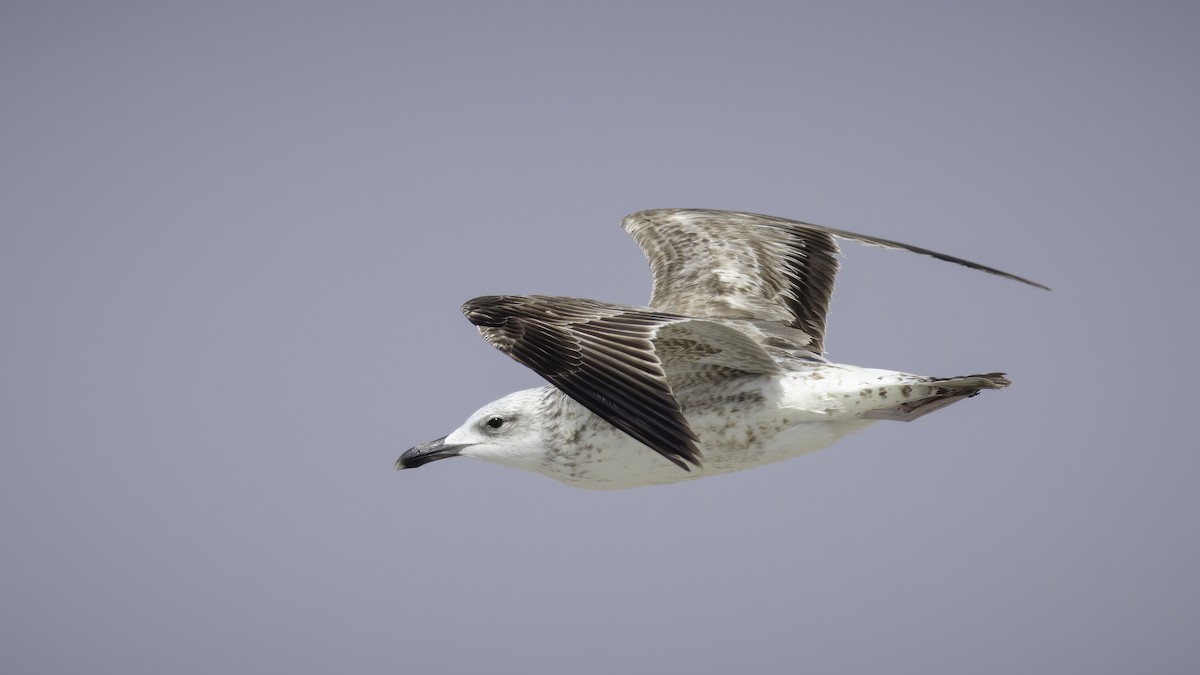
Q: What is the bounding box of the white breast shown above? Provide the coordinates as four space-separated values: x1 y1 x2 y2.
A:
537 372 879 490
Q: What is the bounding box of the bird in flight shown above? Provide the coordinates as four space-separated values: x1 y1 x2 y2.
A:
397 209 1046 489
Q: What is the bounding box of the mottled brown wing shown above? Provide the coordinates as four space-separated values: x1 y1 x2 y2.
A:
623 209 1050 354
624 209 840 353
461 295 780 470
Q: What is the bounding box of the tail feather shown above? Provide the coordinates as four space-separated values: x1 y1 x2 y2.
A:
863 372 1010 422
929 372 1011 391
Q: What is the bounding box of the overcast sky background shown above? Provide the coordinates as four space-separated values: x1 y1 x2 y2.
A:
3 2 1198 674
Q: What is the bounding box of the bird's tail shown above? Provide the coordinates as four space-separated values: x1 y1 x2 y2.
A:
862 372 1010 422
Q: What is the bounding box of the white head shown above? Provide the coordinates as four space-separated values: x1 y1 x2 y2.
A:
396 388 550 473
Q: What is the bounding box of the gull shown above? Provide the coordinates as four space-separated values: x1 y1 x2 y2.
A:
396 209 1046 489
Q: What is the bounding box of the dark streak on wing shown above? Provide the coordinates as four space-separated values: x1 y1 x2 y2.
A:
462 295 703 470
623 209 1050 354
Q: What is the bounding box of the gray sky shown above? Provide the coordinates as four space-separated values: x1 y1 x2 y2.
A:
3 2 1197 673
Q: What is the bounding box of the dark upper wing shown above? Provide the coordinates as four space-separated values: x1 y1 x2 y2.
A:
623 209 1049 354
461 295 780 470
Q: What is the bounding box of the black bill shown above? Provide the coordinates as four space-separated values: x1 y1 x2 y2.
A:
395 436 470 470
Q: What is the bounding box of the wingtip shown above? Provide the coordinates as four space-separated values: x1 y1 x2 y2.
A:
668 456 699 472
674 446 705 472
1008 275 1052 292
461 295 512 326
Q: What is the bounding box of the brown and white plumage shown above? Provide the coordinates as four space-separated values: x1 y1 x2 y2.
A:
398 209 1045 489
463 295 782 470
624 209 1047 353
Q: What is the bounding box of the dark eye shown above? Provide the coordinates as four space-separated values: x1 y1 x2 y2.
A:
486 416 504 429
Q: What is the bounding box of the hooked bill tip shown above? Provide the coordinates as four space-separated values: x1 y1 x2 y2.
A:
396 436 468 470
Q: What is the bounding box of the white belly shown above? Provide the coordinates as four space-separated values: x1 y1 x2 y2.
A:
558 420 871 490
536 371 883 490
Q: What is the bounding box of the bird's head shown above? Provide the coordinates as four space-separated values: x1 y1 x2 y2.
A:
396 388 550 473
